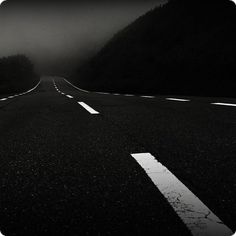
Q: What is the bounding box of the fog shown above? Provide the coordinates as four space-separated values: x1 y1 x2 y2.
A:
0 0 166 75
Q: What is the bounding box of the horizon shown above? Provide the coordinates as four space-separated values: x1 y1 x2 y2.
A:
0 0 166 74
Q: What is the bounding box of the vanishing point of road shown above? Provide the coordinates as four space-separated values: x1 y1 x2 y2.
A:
0 76 235 236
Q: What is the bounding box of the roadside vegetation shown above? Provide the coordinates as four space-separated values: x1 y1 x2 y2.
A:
72 0 236 97
0 55 39 95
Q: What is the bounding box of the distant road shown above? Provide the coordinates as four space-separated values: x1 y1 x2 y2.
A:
0 76 235 236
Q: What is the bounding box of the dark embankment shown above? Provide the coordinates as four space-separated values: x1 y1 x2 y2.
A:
0 55 39 95
73 0 236 97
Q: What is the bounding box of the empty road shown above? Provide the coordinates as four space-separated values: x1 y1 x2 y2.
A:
0 76 235 236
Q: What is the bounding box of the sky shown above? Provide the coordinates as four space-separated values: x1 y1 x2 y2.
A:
0 0 166 74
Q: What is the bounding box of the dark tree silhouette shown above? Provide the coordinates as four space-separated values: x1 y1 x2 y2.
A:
0 55 38 95
72 0 236 97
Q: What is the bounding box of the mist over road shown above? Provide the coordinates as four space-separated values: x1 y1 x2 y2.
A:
0 77 235 235
0 1 165 75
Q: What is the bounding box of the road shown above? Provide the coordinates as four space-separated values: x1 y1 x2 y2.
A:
0 76 235 236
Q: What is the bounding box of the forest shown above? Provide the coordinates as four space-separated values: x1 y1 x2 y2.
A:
73 0 236 97
0 55 38 95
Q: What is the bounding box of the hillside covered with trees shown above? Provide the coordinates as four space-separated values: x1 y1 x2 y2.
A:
73 0 236 97
0 55 38 95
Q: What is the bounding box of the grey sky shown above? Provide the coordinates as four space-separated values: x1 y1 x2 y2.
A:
0 0 166 74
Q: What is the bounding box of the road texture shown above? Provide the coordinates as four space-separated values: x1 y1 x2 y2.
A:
0 76 235 236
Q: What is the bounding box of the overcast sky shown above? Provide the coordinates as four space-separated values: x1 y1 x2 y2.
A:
0 0 166 74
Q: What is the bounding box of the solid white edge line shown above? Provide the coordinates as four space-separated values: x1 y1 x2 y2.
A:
78 102 99 114
63 77 157 99
166 98 190 102
131 153 233 236
24 80 41 94
0 80 41 101
63 78 90 93
212 103 236 107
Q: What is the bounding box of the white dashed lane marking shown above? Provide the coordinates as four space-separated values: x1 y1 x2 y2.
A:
56 78 236 109
78 102 99 115
166 98 190 102
53 79 100 115
97 92 110 95
141 96 155 99
131 153 233 236
124 94 135 97
212 103 236 107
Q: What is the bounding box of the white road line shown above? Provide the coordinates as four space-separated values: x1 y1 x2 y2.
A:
78 102 99 114
113 93 120 96
141 96 155 98
124 94 135 97
64 78 89 93
66 95 73 99
23 80 41 94
131 153 233 236
166 98 190 102
97 92 110 95
53 80 64 96
212 103 236 107
0 80 41 101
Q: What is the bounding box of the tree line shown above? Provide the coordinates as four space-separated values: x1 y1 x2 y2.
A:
0 55 38 95
73 0 236 97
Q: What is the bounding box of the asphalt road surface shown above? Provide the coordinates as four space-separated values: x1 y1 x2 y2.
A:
0 76 235 236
